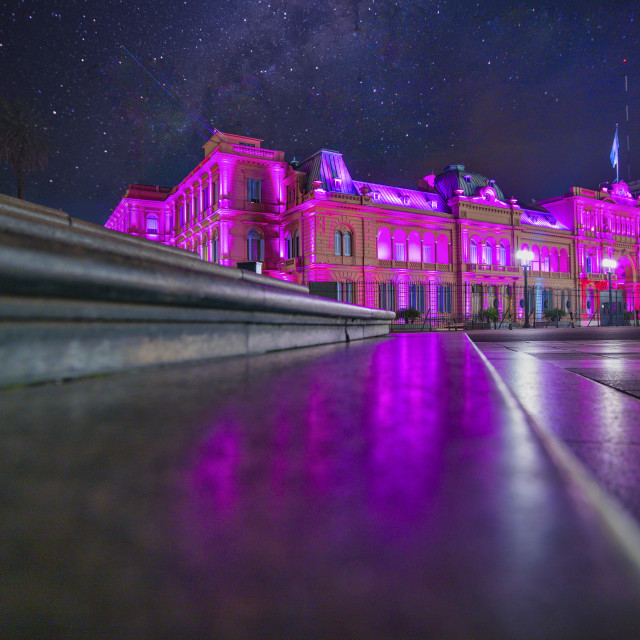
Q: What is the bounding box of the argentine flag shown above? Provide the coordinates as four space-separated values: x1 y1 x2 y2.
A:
610 126 619 169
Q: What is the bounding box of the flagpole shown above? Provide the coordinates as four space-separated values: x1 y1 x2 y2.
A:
616 123 619 182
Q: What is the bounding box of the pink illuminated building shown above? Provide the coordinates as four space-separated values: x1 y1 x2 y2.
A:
105 131 640 320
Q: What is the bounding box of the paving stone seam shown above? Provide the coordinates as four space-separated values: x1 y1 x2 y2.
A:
466 334 640 575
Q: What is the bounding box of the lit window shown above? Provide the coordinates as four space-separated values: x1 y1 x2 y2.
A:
394 242 406 261
248 179 262 203
470 239 478 264
146 214 158 233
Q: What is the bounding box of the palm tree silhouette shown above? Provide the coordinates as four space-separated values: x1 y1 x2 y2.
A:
0 99 54 199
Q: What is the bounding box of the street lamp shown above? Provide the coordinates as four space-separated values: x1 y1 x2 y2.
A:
516 249 535 328
602 258 618 326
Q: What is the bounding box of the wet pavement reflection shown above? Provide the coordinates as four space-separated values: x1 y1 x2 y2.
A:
3 334 640 638
476 336 640 523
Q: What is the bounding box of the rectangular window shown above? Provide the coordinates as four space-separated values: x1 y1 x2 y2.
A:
437 286 452 313
186 201 191 222
203 187 209 210
194 195 199 215
423 245 432 263
248 179 262 203
394 243 405 261
379 283 396 310
345 282 353 304
336 282 343 302
409 284 425 312
213 181 218 204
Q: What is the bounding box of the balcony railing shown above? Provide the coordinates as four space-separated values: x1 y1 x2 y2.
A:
377 260 452 271
277 257 303 270
580 273 615 282
465 264 519 273
231 144 277 159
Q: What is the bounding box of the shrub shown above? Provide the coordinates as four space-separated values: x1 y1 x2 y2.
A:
480 307 499 322
396 307 422 323
543 308 566 321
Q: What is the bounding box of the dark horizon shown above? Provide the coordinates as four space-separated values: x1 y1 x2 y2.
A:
1 0 638 225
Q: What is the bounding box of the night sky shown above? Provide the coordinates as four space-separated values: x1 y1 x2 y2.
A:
1 0 639 225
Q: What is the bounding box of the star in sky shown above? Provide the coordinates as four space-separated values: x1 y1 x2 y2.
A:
0 0 638 223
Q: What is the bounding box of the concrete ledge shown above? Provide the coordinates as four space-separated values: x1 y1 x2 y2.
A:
0 194 308 294
0 197 393 387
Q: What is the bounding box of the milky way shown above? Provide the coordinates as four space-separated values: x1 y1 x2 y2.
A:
1 0 638 224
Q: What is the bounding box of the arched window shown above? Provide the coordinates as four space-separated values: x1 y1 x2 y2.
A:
146 214 158 233
408 231 421 262
532 246 541 271
585 252 593 274
334 230 343 256
393 230 407 261
541 246 550 272
285 232 293 259
203 236 209 261
343 231 352 257
550 248 559 272
559 249 569 272
470 239 478 264
483 242 493 265
294 230 300 258
437 235 449 264
422 233 435 263
377 227 392 260
203 183 210 210
247 229 264 261
499 242 507 266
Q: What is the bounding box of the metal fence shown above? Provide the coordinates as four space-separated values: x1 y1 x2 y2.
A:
308 281 638 330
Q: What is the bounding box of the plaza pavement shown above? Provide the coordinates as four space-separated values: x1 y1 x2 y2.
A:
4 331 640 637
471 327 640 521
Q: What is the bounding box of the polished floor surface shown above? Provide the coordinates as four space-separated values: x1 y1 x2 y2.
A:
475 333 640 522
4 333 640 638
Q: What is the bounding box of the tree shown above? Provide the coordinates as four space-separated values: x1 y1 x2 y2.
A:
0 99 53 199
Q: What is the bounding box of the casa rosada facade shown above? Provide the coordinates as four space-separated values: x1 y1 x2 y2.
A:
105 131 640 320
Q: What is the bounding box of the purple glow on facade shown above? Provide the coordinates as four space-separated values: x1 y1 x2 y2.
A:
105 131 640 319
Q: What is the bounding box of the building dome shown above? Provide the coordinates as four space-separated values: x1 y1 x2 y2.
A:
434 164 506 202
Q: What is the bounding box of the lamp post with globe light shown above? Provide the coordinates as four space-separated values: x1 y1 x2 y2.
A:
516 249 535 328
602 258 618 326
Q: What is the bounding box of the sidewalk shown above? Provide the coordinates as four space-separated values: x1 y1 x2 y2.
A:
3 333 640 638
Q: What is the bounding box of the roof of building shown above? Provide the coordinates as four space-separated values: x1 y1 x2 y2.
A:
520 205 568 230
123 184 173 201
352 180 447 212
298 149 359 195
434 164 506 201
